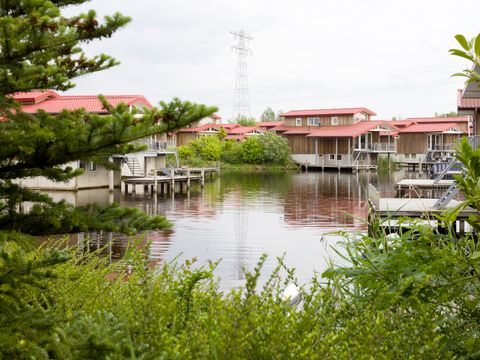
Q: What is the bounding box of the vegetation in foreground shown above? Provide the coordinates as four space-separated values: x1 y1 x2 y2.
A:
2 0 480 357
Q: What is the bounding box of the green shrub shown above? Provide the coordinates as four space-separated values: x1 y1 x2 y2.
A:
221 140 242 164
257 131 291 165
240 136 264 164
197 136 222 161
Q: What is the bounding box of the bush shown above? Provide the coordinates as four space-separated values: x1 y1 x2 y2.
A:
257 131 291 165
240 136 264 164
197 136 221 161
221 140 242 164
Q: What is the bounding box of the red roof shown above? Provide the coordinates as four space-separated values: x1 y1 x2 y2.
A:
404 116 469 123
457 89 480 109
14 91 153 114
282 107 376 117
305 121 385 138
177 123 239 133
11 90 59 103
228 126 261 135
211 114 222 120
257 121 284 127
398 123 464 133
282 127 315 135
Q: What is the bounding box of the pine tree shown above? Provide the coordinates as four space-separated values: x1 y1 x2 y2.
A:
0 1 217 235
0 1 217 355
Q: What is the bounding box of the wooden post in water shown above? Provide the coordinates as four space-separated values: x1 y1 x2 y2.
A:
187 169 191 189
170 168 175 193
153 170 158 194
201 169 205 188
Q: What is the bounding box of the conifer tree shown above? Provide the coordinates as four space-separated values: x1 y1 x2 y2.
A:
0 0 217 236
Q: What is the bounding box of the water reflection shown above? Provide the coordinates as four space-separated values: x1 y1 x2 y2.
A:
44 170 406 289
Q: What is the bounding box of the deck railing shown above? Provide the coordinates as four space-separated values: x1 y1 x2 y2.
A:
371 143 396 152
133 138 170 152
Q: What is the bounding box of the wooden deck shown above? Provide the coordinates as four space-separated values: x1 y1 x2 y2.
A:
367 184 477 236
396 179 454 197
122 167 218 195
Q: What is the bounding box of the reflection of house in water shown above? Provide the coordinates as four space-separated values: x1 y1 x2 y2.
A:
283 172 369 230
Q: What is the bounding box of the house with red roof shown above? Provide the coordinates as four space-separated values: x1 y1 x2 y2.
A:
176 123 265 146
277 108 397 170
390 116 469 167
12 90 171 190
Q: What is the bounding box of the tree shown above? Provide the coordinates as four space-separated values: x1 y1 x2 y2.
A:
260 107 275 122
235 115 257 126
435 111 457 117
0 2 216 353
0 1 217 236
450 33 480 83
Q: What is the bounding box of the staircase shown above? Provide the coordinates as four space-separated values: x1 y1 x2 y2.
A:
124 156 144 176
432 135 480 208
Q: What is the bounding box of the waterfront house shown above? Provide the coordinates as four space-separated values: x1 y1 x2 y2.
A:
392 116 469 166
12 90 168 190
176 123 267 145
276 108 397 170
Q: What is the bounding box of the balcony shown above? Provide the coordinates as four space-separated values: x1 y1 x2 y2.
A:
354 143 397 153
133 138 175 153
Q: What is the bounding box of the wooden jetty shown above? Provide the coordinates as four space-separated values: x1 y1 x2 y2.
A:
368 184 476 236
122 167 218 195
395 178 454 198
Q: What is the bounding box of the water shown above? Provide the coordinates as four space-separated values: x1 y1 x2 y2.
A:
115 170 394 289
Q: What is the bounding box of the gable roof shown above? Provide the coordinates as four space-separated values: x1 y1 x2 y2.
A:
457 89 480 109
398 123 464 133
282 107 376 117
11 90 60 104
403 116 469 123
19 95 152 114
304 121 388 138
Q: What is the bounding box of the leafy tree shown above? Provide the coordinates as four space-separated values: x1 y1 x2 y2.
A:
260 107 275 122
235 115 257 126
240 137 264 164
257 132 291 165
435 111 457 117
450 33 480 83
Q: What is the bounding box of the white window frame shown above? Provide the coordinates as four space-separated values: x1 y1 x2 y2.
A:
295 118 302 126
331 116 338 126
307 117 320 126
329 154 335 160
89 162 97 172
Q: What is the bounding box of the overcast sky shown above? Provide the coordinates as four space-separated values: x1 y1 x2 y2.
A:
64 0 479 121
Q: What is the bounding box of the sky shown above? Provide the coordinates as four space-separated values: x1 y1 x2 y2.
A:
64 0 480 121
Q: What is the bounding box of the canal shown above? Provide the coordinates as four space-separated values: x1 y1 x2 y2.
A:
60 170 403 289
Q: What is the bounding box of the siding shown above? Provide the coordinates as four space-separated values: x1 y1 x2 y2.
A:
177 133 197 146
397 133 427 154
284 115 355 127
317 138 350 154
287 135 315 154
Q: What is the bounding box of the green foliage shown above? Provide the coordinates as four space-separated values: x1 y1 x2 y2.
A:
260 107 275 122
179 132 293 166
240 136 264 164
221 140 243 164
257 131 291 165
0 1 217 236
235 115 257 126
0 239 453 358
450 33 480 83
435 111 457 117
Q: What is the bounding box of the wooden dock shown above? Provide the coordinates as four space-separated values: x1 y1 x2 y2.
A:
122 167 218 195
368 184 477 237
395 178 454 198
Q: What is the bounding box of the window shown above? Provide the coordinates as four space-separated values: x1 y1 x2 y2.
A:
79 160 86 170
89 162 97 172
307 117 320 126
331 116 338 125
295 118 302 126
329 154 335 160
